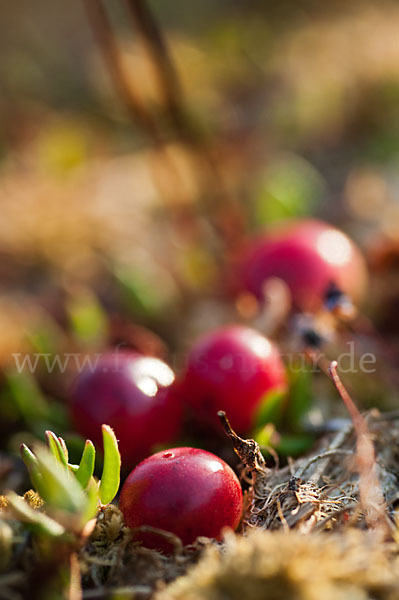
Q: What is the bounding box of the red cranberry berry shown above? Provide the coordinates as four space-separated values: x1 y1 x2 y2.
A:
178 326 287 434
238 219 368 312
70 352 182 467
119 447 243 551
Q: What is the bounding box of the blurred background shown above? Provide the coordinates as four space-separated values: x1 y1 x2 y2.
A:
0 0 398 481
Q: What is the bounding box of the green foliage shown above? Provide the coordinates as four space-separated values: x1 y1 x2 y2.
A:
254 389 287 429
253 423 276 449
18 425 121 537
254 367 315 458
45 431 68 467
286 367 314 430
6 492 67 538
99 425 121 505
74 440 96 489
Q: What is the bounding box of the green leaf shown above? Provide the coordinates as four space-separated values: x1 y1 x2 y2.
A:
20 444 43 494
58 437 69 463
6 492 66 538
68 464 79 473
99 425 120 505
33 447 86 514
74 440 96 489
20 443 39 470
45 431 68 467
287 368 313 430
253 388 287 429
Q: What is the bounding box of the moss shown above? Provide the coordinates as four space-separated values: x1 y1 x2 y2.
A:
0 495 9 510
23 490 44 510
156 529 399 600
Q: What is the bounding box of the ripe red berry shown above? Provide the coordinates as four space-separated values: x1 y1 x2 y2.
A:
238 219 368 312
178 326 287 434
119 447 243 551
70 352 182 467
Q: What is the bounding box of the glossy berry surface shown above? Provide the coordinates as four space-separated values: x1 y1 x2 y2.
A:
70 352 182 467
178 326 287 434
119 447 243 551
239 219 368 312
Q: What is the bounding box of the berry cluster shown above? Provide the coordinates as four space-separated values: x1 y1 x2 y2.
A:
69 218 366 551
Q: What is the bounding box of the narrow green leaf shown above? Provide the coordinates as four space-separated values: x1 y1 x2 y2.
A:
34 446 86 514
58 437 69 463
45 431 68 467
6 492 66 538
20 444 43 494
99 425 120 505
74 440 95 489
20 443 38 470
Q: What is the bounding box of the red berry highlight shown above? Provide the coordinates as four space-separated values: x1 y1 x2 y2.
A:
178 326 287 434
239 219 368 312
70 352 182 467
119 447 243 552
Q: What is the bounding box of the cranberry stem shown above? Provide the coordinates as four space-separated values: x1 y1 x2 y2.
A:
217 411 267 474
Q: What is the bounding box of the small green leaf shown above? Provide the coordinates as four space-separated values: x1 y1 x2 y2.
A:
34 447 86 514
254 388 287 429
20 444 43 494
45 431 68 467
58 437 69 463
99 425 120 505
20 443 38 470
6 492 66 538
74 440 95 489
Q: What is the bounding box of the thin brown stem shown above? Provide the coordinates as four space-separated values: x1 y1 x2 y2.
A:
328 361 363 427
328 361 387 531
125 0 246 247
83 0 162 143
125 0 190 139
